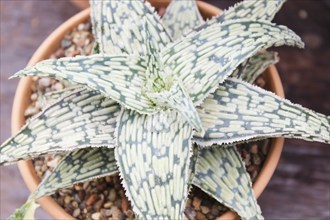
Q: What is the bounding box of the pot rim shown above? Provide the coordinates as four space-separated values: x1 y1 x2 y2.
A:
11 2 284 219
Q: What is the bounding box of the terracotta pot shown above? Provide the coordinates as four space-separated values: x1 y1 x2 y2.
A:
12 1 284 219
70 0 89 10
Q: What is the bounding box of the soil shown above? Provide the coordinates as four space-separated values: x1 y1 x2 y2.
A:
27 21 271 220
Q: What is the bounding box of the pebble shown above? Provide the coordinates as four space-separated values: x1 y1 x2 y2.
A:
100 208 112 217
250 144 258 154
252 154 261 165
24 106 39 117
91 212 100 220
200 205 210 215
86 194 98 206
94 197 104 211
262 142 269 155
64 195 71 204
192 197 201 211
103 201 113 209
185 207 196 219
121 196 129 212
125 209 135 219
38 77 51 88
111 207 122 219
74 184 83 191
196 211 208 220
108 189 117 202
73 208 80 218
30 93 38 101
72 201 79 208
52 82 64 91
61 39 72 49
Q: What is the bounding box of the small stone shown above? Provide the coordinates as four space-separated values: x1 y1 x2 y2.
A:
103 201 113 209
250 144 258 154
251 170 259 181
108 189 117 202
186 198 192 207
73 208 81 217
200 206 210 215
105 176 112 183
121 196 129 212
192 197 201 211
30 93 38 101
184 207 196 219
83 182 90 189
78 23 85 31
262 143 269 155
61 39 72 49
125 210 135 219
24 106 39 117
72 201 79 208
298 9 308 19
252 154 261 165
52 82 64 91
247 164 257 173
38 78 51 88
86 194 98 206
94 198 104 211
64 195 71 204
111 207 122 219
196 211 207 220
91 212 100 220
78 190 86 201
46 157 61 168
100 208 112 217
210 205 221 217
74 184 83 191
256 77 266 88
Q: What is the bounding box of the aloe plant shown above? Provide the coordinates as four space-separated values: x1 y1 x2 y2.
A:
1 0 329 219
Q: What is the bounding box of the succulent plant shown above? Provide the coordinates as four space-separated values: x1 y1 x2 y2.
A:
1 0 329 219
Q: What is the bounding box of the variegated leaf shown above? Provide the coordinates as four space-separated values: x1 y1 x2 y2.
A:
192 146 263 220
8 198 39 220
194 0 286 32
90 0 171 55
162 19 304 106
115 109 193 219
194 78 330 146
0 89 120 165
231 51 279 83
162 0 203 40
41 85 82 106
11 54 156 114
147 82 203 131
32 147 117 200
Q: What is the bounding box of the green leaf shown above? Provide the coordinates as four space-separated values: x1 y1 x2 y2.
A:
232 51 279 83
147 82 203 131
192 146 263 220
11 54 156 114
90 0 171 55
115 109 193 219
0 89 120 165
194 0 286 32
194 78 330 146
162 0 203 40
162 19 304 106
7 198 39 220
32 147 117 200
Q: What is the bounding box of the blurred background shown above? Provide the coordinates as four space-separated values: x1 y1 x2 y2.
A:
0 0 329 219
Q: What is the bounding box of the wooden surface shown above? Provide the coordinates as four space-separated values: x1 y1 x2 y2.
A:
0 1 329 219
